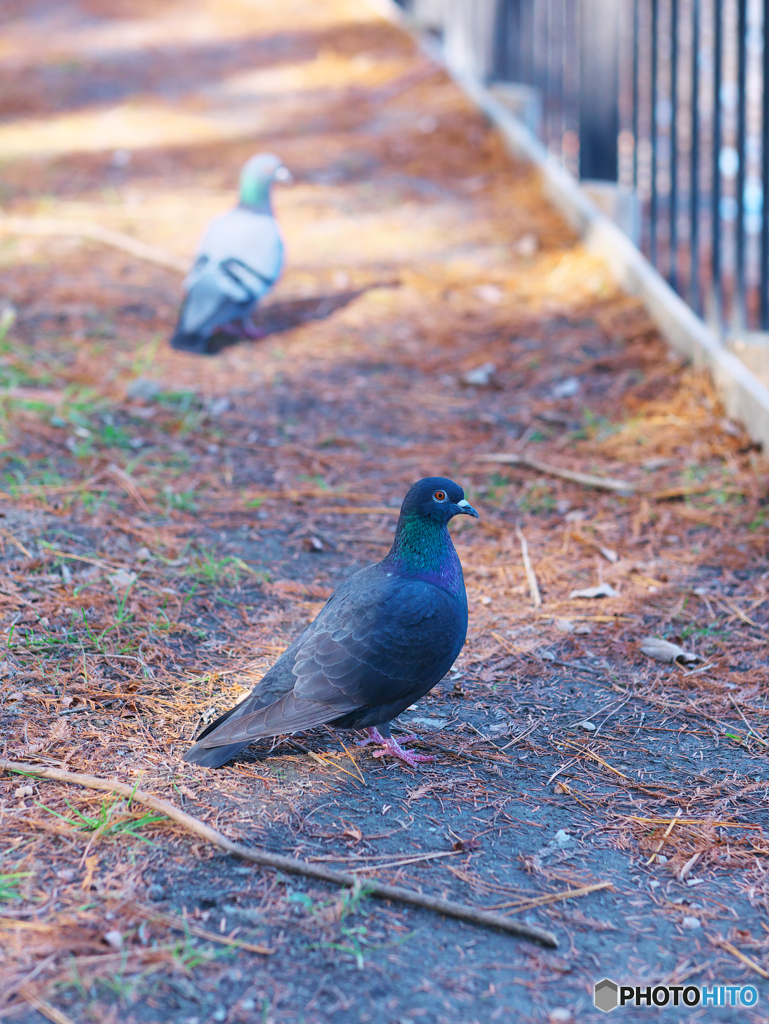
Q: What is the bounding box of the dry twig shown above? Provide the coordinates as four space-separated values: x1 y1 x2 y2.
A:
515 527 541 608
478 452 635 493
0 759 557 948
0 216 187 273
716 940 769 980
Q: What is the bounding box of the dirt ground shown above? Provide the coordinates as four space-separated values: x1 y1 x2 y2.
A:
1 0 768 1021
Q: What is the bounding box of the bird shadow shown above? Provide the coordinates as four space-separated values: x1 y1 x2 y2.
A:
198 285 394 356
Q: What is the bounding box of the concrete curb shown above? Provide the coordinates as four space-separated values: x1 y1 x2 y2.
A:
369 0 769 448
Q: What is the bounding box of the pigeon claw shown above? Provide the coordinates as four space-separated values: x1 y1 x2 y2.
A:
358 727 436 768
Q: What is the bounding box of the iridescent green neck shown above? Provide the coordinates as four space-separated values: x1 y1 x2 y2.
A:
239 175 271 212
384 513 464 597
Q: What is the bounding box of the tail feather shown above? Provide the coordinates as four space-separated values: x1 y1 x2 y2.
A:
183 694 259 767
183 738 252 768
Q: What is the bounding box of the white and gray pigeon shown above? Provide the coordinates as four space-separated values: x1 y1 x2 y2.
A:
171 153 291 353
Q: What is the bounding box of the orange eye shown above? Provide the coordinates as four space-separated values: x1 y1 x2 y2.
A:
433 490 447 501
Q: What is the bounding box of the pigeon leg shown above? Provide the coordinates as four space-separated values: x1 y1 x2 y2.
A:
240 317 267 339
357 726 436 768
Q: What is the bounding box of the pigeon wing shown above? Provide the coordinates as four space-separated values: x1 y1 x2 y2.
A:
197 572 464 748
194 207 283 293
175 208 283 341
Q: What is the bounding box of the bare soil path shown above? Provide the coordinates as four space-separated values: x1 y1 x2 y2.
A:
0 1 768 1022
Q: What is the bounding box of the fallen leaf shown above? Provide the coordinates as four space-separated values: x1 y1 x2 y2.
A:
569 583 619 599
81 855 99 891
639 637 700 664
452 835 482 851
109 569 137 591
49 719 72 742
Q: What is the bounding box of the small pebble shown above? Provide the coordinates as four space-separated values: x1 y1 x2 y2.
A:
148 884 165 901
240 999 256 1012
212 1008 227 1022
208 397 231 417
579 720 596 731
549 1010 572 1023
103 930 123 950
514 232 538 257
474 285 503 305
682 916 701 929
461 362 497 386
552 376 580 399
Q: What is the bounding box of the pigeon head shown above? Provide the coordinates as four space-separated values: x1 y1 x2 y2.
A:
400 477 479 525
384 478 478 591
239 153 292 210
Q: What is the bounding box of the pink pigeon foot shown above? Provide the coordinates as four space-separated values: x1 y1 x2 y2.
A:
357 726 436 768
239 317 266 339
218 319 266 340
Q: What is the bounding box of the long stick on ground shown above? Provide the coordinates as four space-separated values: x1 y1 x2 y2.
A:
0 759 557 948
478 452 635 494
516 526 542 608
0 216 188 273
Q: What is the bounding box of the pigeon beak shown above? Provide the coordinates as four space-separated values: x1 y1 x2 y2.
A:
456 498 479 519
274 165 293 184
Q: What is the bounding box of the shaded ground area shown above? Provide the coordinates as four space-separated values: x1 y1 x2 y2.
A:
0 1 768 1022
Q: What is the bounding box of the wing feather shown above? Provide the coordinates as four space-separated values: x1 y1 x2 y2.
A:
194 567 465 750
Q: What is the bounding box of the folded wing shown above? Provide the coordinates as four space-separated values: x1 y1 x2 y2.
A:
172 207 283 351
189 569 464 754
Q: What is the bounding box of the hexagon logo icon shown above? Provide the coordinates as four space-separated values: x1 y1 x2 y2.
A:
594 978 619 1012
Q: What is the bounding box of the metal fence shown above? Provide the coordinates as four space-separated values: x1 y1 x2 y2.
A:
396 0 769 333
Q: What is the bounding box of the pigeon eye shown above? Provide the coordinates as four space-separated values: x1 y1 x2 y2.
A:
433 490 447 501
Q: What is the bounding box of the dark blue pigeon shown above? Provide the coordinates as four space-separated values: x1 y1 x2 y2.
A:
183 477 478 768
171 153 291 354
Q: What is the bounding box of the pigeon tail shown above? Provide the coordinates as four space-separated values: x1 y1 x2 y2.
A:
183 698 254 766
183 738 252 768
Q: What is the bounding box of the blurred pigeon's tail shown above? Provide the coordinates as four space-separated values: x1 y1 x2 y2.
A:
182 738 251 768
170 324 213 354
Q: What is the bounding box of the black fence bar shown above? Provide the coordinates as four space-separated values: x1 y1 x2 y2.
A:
670 0 679 291
736 0 747 327
712 0 723 322
579 0 620 179
762 0 769 328
690 0 700 312
651 0 660 264
632 0 640 188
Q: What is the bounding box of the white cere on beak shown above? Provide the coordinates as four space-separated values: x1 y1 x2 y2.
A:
274 166 293 184
457 499 471 508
